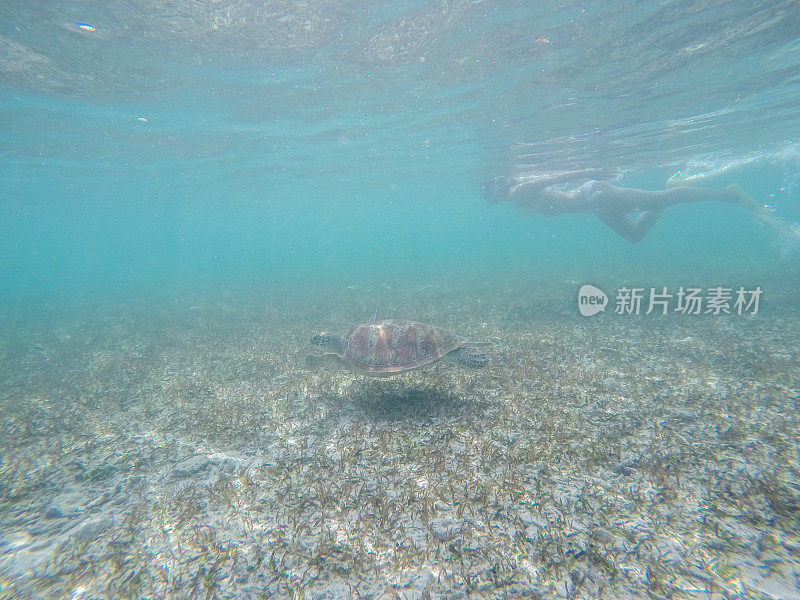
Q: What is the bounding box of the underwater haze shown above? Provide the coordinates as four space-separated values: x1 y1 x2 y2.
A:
2 1 800 599
2 0 800 300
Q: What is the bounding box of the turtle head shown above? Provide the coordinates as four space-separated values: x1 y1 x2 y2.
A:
311 332 343 353
448 346 489 369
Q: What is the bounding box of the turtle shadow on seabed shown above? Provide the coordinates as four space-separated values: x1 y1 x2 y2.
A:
337 380 477 423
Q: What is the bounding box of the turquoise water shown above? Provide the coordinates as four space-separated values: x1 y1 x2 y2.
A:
2 0 800 305
3 4 800 598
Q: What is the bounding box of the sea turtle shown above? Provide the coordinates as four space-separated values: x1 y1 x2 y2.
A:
309 319 488 377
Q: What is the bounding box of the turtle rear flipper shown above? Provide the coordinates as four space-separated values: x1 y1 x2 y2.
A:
447 346 488 369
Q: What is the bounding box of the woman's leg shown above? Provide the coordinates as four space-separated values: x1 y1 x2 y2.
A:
596 208 664 243
594 182 740 213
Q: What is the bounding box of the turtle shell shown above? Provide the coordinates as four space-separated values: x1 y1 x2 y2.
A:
342 319 462 375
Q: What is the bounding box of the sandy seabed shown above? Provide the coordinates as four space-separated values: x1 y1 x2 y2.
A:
1 281 798 600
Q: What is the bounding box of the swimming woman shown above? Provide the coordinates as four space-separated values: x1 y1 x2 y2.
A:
483 169 800 248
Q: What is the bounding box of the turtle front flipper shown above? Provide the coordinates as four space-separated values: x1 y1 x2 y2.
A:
447 346 489 369
306 353 347 371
